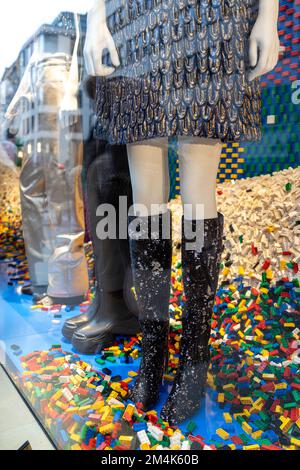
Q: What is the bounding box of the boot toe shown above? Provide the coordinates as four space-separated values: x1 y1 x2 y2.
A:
72 325 114 355
161 400 195 426
62 321 78 341
129 380 160 411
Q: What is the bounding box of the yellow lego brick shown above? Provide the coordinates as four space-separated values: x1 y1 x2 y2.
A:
275 383 287 390
69 423 78 435
242 422 253 435
141 443 151 450
119 436 134 445
71 444 82 450
260 287 269 295
218 393 225 403
254 328 264 338
280 417 293 433
216 428 230 440
51 390 63 402
245 349 254 356
252 430 263 440
101 406 112 422
280 260 287 270
223 384 235 391
223 413 232 424
111 383 122 392
243 445 260 451
275 405 284 414
262 374 275 380
99 424 115 435
253 398 265 410
240 397 253 406
290 437 300 447
71 433 82 444
70 376 79 386
55 400 69 411
65 406 79 413
170 445 181 450
78 405 95 412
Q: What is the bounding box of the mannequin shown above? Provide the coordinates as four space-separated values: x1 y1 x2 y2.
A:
84 0 280 424
6 46 89 304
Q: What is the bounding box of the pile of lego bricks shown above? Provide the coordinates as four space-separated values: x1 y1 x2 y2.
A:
0 161 22 263
16 263 300 450
171 166 300 282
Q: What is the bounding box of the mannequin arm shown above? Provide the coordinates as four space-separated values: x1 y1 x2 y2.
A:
249 0 280 81
83 0 120 77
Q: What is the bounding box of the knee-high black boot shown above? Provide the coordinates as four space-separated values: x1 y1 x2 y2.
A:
63 145 139 352
161 212 224 425
128 211 172 410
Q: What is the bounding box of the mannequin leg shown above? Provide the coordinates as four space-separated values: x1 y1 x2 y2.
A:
127 138 172 409
127 138 170 215
161 137 225 425
178 136 222 220
19 153 51 297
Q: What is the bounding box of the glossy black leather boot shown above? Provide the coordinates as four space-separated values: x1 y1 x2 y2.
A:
128 211 172 410
63 145 139 350
161 212 224 425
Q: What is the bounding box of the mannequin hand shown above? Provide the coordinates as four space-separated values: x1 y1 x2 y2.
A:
249 1 280 81
59 82 79 128
84 0 120 77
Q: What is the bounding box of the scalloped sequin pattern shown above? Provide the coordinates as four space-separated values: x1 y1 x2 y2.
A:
95 0 261 144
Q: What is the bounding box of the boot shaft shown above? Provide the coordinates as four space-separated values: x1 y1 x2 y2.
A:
128 211 172 323
180 212 225 361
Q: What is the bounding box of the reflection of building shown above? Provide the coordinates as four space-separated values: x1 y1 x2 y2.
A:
0 12 90 156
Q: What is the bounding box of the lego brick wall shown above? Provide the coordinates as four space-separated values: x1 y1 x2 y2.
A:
169 0 300 199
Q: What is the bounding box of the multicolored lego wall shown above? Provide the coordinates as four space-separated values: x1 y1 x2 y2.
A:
169 0 300 199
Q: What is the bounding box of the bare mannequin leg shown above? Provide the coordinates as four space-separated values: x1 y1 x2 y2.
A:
127 137 169 215
178 136 222 220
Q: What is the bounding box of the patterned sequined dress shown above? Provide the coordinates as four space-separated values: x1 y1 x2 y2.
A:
95 0 261 145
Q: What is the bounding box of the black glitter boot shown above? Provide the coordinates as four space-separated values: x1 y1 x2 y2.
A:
128 211 172 410
161 212 224 425
63 145 139 349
